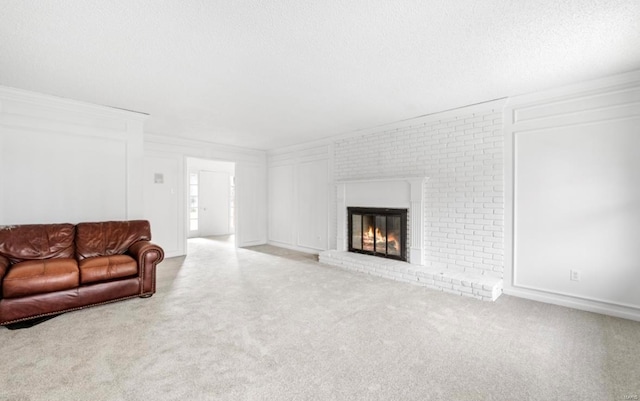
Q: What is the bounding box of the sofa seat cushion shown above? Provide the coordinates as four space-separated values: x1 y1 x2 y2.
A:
79 255 138 284
3 258 79 298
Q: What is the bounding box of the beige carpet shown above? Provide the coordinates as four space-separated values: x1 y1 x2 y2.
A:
1 236 639 401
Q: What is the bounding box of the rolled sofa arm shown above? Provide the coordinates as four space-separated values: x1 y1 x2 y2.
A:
0 254 9 280
127 240 165 295
0 255 9 299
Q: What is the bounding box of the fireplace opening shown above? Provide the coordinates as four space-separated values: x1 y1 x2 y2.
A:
348 207 407 261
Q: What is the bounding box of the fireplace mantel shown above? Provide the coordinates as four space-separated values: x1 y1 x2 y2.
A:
336 176 428 265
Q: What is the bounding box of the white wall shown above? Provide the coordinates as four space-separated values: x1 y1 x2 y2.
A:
143 152 183 256
144 135 267 256
0 86 146 225
296 157 329 250
267 144 330 253
504 70 640 321
235 161 267 246
268 163 295 244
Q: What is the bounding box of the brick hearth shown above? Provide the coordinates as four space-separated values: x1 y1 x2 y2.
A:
319 250 503 301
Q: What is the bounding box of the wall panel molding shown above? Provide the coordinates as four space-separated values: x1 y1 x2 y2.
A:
267 143 331 253
0 85 147 225
504 69 640 321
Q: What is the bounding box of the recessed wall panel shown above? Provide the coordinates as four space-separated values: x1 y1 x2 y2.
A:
2 131 127 224
297 159 328 250
268 164 294 244
514 118 640 307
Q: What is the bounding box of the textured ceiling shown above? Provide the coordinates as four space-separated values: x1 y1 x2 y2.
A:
1 1 639 150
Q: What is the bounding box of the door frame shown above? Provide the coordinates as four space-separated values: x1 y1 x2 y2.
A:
185 157 236 241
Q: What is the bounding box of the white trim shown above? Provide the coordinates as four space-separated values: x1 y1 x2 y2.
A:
267 240 321 255
504 287 640 322
329 98 508 146
0 85 148 121
145 133 266 160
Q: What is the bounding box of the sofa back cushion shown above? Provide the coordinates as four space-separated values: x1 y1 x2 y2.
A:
75 220 151 260
0 223 76 264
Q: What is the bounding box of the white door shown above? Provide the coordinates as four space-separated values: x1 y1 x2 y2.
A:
199 171 231 236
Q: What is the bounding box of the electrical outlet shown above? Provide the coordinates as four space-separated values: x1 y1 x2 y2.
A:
570 269 581 282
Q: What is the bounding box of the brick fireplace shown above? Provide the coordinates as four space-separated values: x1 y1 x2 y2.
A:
319 176 503 301
316 102 505 301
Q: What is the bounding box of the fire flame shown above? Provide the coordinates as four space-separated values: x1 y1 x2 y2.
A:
363 225 399 252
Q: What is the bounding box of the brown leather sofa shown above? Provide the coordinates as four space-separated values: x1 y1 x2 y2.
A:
0 220 164 327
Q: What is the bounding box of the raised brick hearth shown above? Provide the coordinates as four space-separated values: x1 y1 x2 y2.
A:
319 250 502 301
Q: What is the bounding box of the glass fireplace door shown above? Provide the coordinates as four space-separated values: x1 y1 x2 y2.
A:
348 207 407 261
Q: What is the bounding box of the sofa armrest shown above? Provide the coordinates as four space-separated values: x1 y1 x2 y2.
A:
0 254 9 279
127 241 164 295
0 254 9 299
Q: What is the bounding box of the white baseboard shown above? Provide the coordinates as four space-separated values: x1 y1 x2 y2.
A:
266 240 321 255
163 250 186 259
238 239 267 247
504 287 640 322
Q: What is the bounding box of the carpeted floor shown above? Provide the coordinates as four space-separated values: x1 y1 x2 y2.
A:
1 236 639 401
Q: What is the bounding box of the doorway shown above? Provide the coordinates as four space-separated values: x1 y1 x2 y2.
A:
186 158 235 239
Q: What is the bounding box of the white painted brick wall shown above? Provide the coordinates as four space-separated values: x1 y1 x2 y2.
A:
333 106 504 277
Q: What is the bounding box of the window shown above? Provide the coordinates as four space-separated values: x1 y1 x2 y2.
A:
189 173 198 231
229 175 235 231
